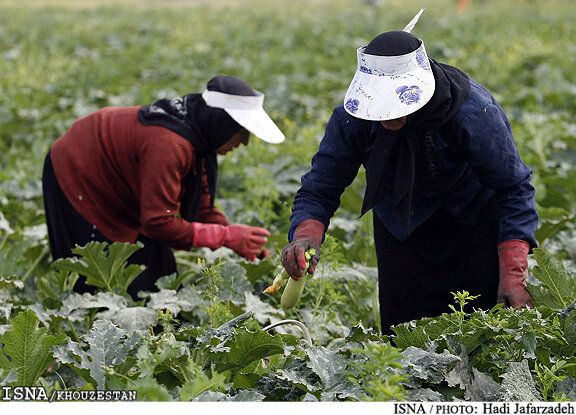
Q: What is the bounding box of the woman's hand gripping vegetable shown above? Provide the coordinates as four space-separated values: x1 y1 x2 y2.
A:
261 219 324 309
280 219 324 279
264 248 316 309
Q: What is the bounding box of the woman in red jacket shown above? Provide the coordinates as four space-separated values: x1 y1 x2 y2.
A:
42 75 284 297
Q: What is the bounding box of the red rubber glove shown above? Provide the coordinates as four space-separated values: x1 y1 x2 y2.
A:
497 239 534 308
281 219 324 280
192 223 270 261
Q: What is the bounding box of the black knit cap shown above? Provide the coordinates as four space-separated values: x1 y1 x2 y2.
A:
364 31 421 57
207 75 258 97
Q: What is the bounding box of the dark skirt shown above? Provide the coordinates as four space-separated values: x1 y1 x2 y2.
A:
374 197 500 336
42 152 177 298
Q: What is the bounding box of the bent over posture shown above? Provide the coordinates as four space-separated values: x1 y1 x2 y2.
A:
281 10 538 335
43 76 284 297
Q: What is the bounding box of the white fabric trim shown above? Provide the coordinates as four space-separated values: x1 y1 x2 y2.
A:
202 89 264 110
201 89 284 143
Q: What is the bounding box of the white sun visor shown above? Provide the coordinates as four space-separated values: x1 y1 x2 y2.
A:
343 7 435 121
202 89 285 144
343 41 436 121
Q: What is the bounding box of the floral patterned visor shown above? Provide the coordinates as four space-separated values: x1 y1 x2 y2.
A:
343 7 435 121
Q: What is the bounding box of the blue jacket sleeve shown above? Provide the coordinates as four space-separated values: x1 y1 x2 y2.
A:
288 107 365 241
458 97 538 248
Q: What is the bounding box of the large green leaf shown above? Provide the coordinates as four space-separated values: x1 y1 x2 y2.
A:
215 329 286 373
36 290 157 332
217 261 254 304
392 321 432 350
496 360 542 401
179 367 230 401
134 335 184 381
0 309 66 386
560 308 576 357
52 319 141 390
345 322 381 344
130 376 173 401
445 347 502 401
528 249 576 309
191 312 253 352
401 347 461 388
147 289 195 315
306 346 363 401
31 291 129 325
35 269 79 303
276 358 320 394
98 306 158 332
52 241 145 293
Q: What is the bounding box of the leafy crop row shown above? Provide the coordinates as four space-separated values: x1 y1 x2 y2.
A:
1 240 575 401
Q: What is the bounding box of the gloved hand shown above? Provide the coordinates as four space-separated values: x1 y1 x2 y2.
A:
497 239 534 308
192 223 270 261
281 219 324 280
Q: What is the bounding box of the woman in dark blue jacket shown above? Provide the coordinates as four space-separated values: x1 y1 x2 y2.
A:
281 12 538 335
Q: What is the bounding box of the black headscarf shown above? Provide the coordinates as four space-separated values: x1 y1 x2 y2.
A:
137 76 255 221
359 31 471 231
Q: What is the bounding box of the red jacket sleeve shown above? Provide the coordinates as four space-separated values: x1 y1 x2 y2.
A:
196 163 230 226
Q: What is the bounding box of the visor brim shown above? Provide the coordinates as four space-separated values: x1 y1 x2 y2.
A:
344 66 435 121
225 107 285 144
